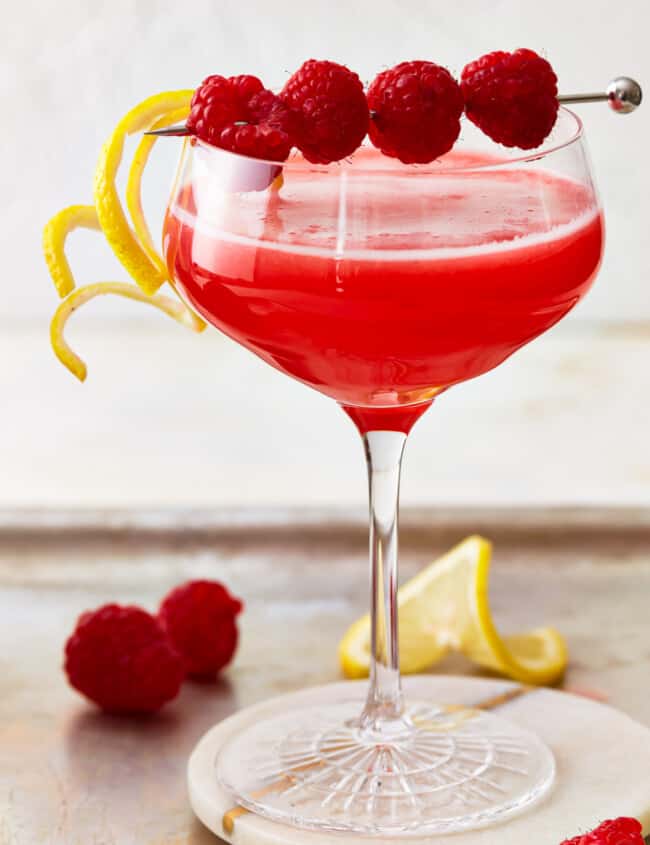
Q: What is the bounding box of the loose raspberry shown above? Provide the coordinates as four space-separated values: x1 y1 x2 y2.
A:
187 74 294 161
158 580 243 679
64 604 185 714
461 48 558 149
560 817 643 845
280 59 369 164
366 61 464 164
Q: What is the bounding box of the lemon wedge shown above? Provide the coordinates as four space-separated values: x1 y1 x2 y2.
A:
50 282 205 382
339 535 567 686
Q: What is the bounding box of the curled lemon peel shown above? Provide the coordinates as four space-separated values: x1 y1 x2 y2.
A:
93 89 193 295
43 205 101 298
122 100 206 331
51 282 206 382
126 105 190 276
44 90 208 379
339 535 568 686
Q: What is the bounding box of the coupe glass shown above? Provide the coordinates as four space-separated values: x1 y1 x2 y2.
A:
163 109 603 835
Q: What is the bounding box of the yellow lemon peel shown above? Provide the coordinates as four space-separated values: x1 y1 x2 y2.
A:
43 205 101 298
125 105 190 276
339 535 568 686
44 90 209 379
93 89 193 295
51 282 206 382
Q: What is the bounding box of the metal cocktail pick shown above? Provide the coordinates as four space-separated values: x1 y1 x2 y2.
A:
558 76 642 113
145 75 643 137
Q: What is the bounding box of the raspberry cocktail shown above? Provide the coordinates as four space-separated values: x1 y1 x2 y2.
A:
44 49 641 837
164 111 601 833
165 141 602 424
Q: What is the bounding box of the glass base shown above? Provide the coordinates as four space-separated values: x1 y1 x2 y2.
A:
216 699 555 836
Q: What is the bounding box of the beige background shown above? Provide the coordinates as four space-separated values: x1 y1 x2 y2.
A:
3 0 650 508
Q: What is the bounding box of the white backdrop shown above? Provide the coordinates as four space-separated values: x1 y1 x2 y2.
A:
3 0 649 323
3 0 650 509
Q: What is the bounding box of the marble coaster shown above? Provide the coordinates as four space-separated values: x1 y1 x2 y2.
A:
188 676 650 844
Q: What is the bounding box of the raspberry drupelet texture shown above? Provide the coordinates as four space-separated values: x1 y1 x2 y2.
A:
187 74 294 161
64 604 185 714
280 59 369 164
158 580 243 679
461 48 558 149
366 61 464 164
560 817 644 845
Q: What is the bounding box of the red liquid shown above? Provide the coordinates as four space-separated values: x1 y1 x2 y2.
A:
165 149 603 432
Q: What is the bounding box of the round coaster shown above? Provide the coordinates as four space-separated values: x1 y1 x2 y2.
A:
188 676 650 844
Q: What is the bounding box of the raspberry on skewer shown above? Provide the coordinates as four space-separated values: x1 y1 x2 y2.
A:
461 48 559 149
366 61 464 164
187 74 294 161
280 59 369 164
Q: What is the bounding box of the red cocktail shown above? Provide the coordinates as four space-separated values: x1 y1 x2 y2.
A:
163 109 603 833
165 143 602 433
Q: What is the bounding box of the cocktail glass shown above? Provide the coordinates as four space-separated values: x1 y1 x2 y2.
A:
164 108 603 835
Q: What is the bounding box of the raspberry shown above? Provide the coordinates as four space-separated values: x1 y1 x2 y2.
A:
187 74 294 161
461 48 558 150
366 61 463 164
280 59 369 164
561 817 643 845
158 580 243 679
64 604 185 714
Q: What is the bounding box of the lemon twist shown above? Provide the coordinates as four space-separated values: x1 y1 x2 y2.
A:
126 106 190 276
43 205 102 299
44 90 206 381
339 535 568 686
93 89 194 295
51 283 205 382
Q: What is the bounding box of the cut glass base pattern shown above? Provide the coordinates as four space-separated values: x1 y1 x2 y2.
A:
216 699 555 835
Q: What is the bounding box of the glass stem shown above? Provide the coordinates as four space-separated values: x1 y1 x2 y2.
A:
359 430 410 736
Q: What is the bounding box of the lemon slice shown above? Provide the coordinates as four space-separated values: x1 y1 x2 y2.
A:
94 90 193 295
51 282 205 382
43 205 101 298
339 535 567 686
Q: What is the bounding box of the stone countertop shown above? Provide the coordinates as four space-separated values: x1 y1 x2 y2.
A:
1 511 649 843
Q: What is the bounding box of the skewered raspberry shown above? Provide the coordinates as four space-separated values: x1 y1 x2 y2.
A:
188 74 294 161
280 59 369 164
461 48 558 149
366 60 464 164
